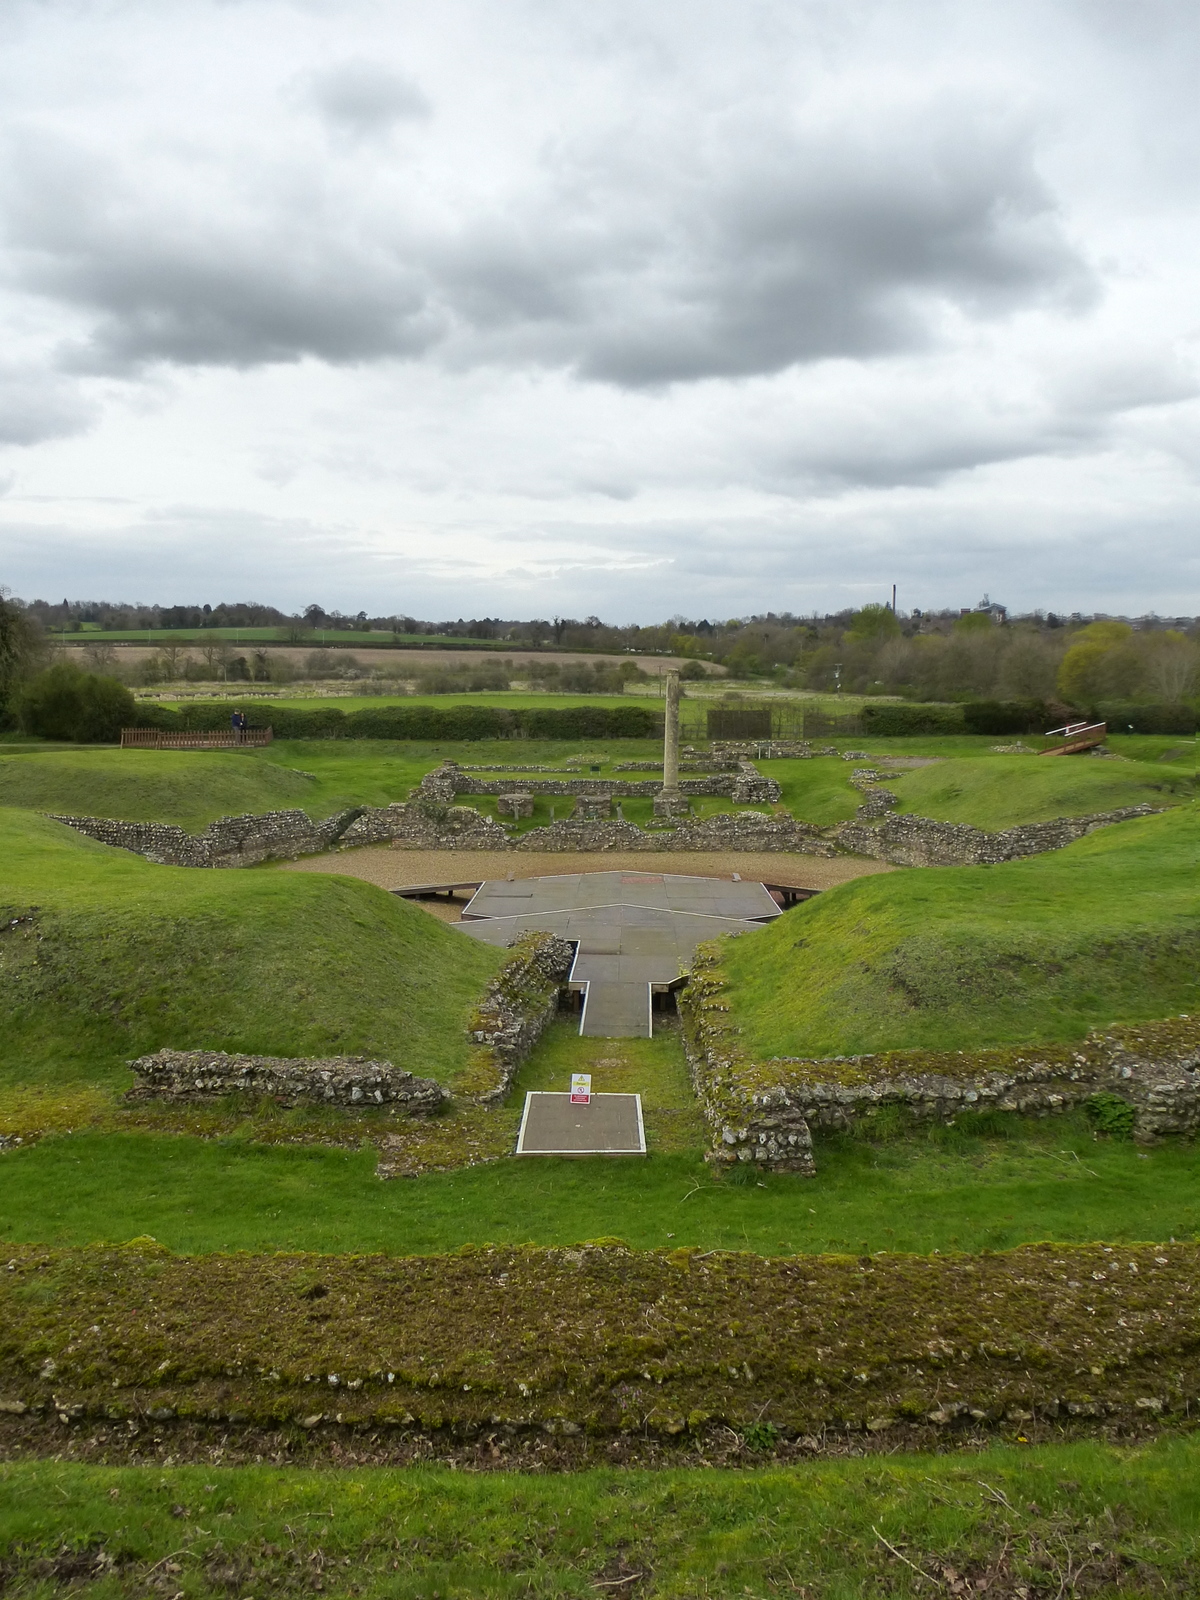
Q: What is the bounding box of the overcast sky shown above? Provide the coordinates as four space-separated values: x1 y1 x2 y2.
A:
0 0 1198 622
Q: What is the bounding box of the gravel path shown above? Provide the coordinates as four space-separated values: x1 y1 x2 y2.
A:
278 846 893 918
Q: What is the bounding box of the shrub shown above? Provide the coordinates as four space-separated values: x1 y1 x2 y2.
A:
16 661 135 743
1085 1092 1136 1140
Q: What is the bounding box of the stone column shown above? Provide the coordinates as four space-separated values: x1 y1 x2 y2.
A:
663 670 681 791
654 670 688 817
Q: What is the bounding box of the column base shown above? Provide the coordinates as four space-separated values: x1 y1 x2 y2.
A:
653 791 691 818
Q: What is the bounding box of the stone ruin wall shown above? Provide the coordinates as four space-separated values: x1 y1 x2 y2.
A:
46 751 1158 871
681 948 1200 1174
126 1049 449 1113
415 759 782 806
835 805 1161 866
462 933 577 1105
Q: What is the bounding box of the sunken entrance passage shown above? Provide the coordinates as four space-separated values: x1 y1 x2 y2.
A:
454 870 781 1038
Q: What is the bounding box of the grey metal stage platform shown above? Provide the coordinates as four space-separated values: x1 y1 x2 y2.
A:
453 871 781 1038
516 1091 646 1155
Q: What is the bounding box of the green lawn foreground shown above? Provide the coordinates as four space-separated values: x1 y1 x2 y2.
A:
3 1438 1199 1597
0 808 501 1093
720 805 1200 1059
3 1104 1198 1257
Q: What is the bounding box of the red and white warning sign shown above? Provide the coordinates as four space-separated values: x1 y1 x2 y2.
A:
570 1073 592 1105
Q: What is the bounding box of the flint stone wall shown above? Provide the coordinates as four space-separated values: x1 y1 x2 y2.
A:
681 947 1200 1172
465 933 576 1105
417 760 782 806
836 805 1161 867
48 806 372 868
126 1050 448 1113
50 791 1154 869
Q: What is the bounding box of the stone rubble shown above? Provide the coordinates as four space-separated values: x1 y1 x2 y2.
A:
126 1050 449 1113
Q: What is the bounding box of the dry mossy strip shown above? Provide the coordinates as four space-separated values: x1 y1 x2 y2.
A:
1 1240 1197 1443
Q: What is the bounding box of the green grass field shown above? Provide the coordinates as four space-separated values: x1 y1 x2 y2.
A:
6 1437 1199 1598
0 809 501 1092
3 1106 1197 1257
720 805 1200 1059
5 734 1200 1592
887 753 1195 829
0 739 671 829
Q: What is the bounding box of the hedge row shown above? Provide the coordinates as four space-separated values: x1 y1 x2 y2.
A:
136 702 663 741
1090 703 1199 736
860 703 966 735
2 1240 1195 1441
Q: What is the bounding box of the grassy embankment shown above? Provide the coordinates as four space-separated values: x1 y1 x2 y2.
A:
886 753 1196 830
4 1439 1199 1597
0 808 501 1102
720 805 1200 1060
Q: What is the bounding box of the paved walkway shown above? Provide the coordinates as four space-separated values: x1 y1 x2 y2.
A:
456 870 782 1038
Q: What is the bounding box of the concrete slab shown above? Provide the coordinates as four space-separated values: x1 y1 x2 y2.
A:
454 870 782 1038
580 982 652 1038
516 1091 646 1154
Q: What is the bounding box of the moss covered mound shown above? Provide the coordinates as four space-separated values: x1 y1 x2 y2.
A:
0 749 321 832
0 810 502 1091
886 754 1193 831
2 1239 1196 1443
719 807 1200 1058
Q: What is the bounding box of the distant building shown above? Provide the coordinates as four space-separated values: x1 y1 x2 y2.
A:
960 594 1007 623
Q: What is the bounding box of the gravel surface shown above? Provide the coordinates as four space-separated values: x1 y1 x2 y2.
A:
278 846 893 919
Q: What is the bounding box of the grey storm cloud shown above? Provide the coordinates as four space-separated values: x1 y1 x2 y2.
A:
2 95 1090 386
302 60 432 136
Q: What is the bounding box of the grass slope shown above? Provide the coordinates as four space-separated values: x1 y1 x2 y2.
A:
0 739 669 829
888 753 1194 830
721 805 1200 1058
0 809 501 1091
0 749 318 832
5 1440 1199 1597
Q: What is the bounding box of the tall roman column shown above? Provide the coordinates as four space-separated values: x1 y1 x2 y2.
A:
662 669 681 793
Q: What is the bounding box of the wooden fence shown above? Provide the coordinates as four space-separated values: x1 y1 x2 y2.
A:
120 728 273 750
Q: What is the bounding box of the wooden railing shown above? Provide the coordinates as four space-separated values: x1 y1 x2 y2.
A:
120 728 273 749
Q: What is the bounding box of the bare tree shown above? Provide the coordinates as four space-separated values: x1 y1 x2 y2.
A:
1142 632 1200 700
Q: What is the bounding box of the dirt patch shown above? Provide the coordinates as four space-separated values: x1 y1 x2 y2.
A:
278 847 894 895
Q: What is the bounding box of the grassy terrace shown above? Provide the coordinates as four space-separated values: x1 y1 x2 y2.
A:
719 805 1200 1059
886 752 1195 829
4 1440 1199 1596
0 808 501 1094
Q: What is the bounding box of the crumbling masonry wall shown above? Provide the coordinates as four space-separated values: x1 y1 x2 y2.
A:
681 945 1200 1173
126 1050 449 1113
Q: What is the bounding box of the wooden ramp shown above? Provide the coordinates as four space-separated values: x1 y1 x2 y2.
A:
1039 721 1107 756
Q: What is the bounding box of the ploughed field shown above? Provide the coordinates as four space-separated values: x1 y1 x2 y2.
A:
3 735 1200 1595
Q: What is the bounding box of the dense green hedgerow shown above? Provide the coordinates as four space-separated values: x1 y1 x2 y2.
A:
138 701 663 741
1 1240 1196 1440
0 809 502 1090
718 806 1200 1058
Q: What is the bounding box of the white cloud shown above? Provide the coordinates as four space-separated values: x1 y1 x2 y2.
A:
0 0 1197 616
